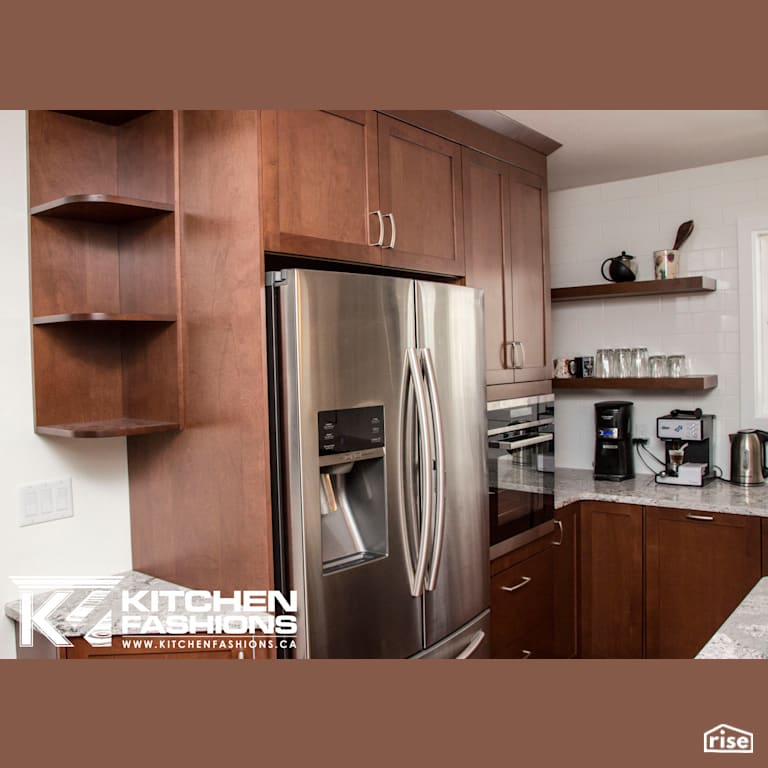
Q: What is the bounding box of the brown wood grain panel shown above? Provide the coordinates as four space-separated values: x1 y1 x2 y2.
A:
579 501 644 658
33 324 124 427
29 218 120 317
261 110 381 264
486 380 552 403
381 110 553 174
128 111 274 597
553 504 578 658
552 276 717 302
763 518 768 576
462 148 511 384
118 214 177 315
378 115 465 276
63 635 263 659
645 506 761 658
28 111 117 207
117 110 175 203
36 419 180 438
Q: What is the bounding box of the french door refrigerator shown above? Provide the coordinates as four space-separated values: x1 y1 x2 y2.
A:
266 269 489 658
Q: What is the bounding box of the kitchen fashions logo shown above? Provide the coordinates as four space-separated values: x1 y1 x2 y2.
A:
703 724 754 754
11 577 298 649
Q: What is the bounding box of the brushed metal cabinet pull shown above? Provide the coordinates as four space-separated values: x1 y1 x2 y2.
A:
521 650 532 659
686 514 715 522
552 519 564 546
369 210 384 247
384 212 396 249
502 576 531 593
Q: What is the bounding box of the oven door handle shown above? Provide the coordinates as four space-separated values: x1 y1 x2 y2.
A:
487 418 554 437
489 433 554 451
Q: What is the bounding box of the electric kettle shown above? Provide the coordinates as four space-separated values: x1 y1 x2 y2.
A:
729 429 768 485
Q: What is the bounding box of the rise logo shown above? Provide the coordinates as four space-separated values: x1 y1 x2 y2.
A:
703 724 754 754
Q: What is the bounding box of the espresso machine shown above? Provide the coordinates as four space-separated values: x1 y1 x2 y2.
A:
656 408 715 486
594 401 635 481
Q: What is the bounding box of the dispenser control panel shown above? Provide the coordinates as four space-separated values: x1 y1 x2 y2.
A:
318 406 385 456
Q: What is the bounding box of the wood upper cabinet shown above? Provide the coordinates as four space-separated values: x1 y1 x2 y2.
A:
553 504 578 658
260 110 382 265
579 501 644 659
645 506 761 659
377 115 465 276
462 148 551 390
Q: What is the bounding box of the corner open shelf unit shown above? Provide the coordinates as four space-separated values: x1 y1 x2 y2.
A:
551 276 716 303
553 375 718 392
28 110 183 438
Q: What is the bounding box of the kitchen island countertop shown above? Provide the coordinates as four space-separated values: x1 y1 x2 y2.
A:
697 578 768 659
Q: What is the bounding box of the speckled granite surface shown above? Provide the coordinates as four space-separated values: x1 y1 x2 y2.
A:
554 467 768 516
697 578 768 659
4 570 186 638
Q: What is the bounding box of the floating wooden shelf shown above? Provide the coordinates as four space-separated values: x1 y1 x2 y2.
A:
551 276 717 303
30 194 174 223
33 313 176 325
35 418 181 439
553 375 718 391
52 110 152 126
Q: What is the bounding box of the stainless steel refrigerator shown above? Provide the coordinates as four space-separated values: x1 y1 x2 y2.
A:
266 269 489 658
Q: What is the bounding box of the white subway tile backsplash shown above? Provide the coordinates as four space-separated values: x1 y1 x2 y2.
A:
550 156 768 470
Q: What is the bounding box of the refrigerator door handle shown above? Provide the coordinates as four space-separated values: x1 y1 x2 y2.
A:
422 348 446 592
399 348 434 598
455 630 485 659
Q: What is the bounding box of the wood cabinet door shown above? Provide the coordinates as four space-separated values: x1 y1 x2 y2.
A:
491 547 554 659
553 504 578 658
261 110 382 265
462 148 513 385
507 168 551 383
645 507 761 658
579 501 643 658
377 115 465 276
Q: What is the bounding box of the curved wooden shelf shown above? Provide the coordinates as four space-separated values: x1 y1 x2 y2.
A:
53 110 152 126
30 194 174 223
33 313 176 325
553 375 718 391
552 276 717 302
36 418 180 438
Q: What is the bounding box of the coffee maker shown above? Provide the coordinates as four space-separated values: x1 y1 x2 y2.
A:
594 401 635 481
656 408 715 486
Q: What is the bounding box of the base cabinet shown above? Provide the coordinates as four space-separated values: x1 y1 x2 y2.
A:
553 504 578 658
579 501 644 659
645 506 761 658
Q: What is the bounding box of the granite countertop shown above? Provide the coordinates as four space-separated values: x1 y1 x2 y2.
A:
554 467 768 517
5 570 186 638
697 578 768 659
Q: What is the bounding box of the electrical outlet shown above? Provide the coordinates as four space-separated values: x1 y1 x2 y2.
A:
17 478 73 527
637 423 649 439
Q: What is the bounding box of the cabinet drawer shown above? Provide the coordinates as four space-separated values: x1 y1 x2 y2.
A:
491 546 554 658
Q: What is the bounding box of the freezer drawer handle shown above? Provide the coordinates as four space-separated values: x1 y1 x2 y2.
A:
455 630 485 660
686 514 715 522
422 348 446 592
369 210 384 247
501 576 532 593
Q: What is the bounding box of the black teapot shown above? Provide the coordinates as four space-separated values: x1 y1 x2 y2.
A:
601 251 638 283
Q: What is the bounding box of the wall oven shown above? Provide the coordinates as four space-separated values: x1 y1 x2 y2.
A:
487 394 555 559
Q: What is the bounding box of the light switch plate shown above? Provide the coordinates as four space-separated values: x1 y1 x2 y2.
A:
17 478 73 527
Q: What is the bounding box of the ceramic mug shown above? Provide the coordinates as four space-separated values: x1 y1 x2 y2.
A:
553 358 572 378
654 249 680 280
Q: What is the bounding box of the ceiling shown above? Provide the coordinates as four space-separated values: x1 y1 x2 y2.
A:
455 110 768 191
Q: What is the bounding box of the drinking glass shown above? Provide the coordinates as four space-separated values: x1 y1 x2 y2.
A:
667 355 687 378
595 349 614 378
616 348 632 378
649 355 668 378
630 347 649 378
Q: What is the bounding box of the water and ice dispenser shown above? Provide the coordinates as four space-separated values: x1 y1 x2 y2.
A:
317 406 387 573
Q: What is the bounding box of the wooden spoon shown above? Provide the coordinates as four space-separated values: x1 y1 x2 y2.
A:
673 220 694 250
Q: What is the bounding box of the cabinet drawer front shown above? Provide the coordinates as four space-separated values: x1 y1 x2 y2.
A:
491 547 554 658
645 506 761 658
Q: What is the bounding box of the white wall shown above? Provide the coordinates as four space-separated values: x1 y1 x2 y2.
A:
550 155 768 474
0 111 132 659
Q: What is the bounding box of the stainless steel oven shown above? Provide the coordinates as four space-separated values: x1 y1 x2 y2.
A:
487 394 555 559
